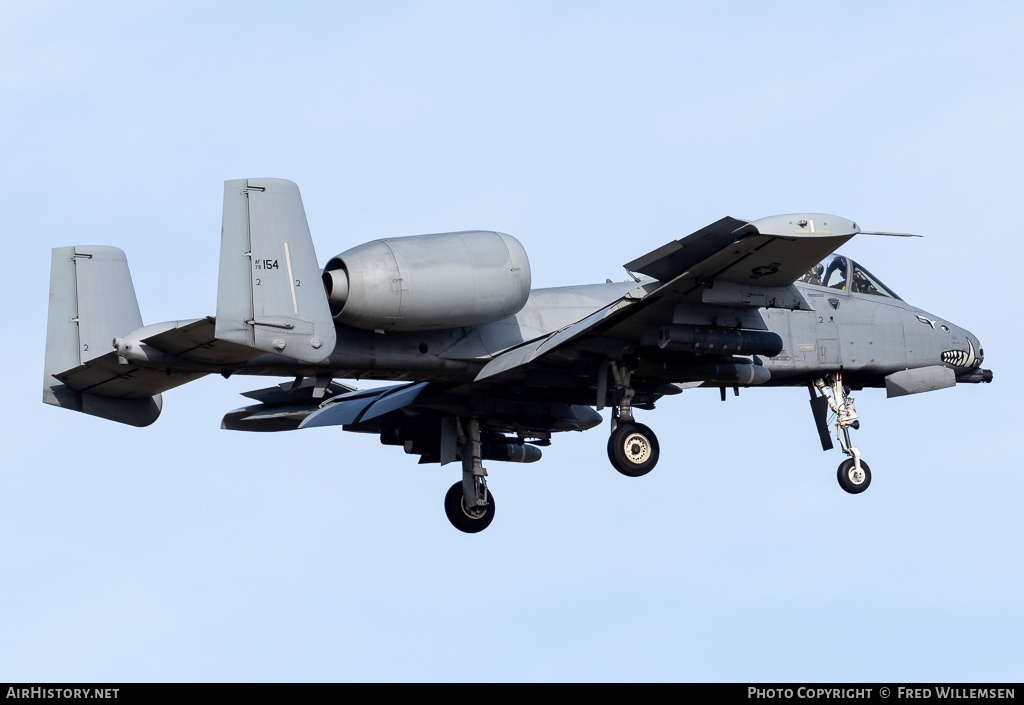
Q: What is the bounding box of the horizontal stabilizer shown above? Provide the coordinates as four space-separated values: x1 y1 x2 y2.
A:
50 349 204 402
216 178 336 364
138 317 262 366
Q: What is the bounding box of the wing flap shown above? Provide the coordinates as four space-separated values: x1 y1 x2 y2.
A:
359 382 430 422
298 382 432 429
222 378 363 431
298 392 386 429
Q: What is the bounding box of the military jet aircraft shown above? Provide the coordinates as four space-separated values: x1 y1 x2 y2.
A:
43 178 993 532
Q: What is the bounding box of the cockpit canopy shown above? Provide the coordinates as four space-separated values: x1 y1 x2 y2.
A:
799 255 901 300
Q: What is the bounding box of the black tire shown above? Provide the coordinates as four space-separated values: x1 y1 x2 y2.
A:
837 458 872 494
444 481 495 533
607 422 660 477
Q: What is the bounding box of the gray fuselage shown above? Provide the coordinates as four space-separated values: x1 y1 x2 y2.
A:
237 275 984 390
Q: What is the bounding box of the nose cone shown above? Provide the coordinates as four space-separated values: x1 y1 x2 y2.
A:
943 327 992 384
941 329 983 369
969 332 985 367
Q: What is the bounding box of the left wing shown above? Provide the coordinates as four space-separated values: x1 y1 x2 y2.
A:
223 379 602 466
221 378 382 432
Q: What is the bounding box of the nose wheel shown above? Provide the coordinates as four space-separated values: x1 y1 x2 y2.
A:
837 458 871 494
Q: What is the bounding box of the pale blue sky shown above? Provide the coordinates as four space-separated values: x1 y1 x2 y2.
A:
2 1 1021 681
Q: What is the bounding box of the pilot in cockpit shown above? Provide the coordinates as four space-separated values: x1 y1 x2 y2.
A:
851 267 880 296
802 264 824 286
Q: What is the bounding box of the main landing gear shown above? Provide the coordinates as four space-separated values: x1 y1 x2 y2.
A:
443 417 496 533
444 480 494 533
608 423 660 477
813 374 871 494
606 363 660 477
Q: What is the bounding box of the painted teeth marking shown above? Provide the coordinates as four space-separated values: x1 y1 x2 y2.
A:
942 351 966 365
941 340 980 368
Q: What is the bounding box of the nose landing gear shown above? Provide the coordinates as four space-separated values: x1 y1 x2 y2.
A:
837 458 871 494
814 373 871 494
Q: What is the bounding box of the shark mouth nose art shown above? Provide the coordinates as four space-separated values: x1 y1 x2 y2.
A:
941 339 982 368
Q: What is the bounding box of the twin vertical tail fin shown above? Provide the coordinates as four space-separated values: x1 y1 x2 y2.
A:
43 246 162 426
43 178 337 427
215 179 336 363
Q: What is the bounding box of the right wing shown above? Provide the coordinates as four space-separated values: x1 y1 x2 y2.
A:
622 213 857 288
476 213 860 384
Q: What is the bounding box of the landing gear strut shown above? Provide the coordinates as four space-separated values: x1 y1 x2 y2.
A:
443 417 496 533
814 373 871 494
606 362 660 477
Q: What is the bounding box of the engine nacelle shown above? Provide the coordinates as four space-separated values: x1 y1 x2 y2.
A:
322 230 531 331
